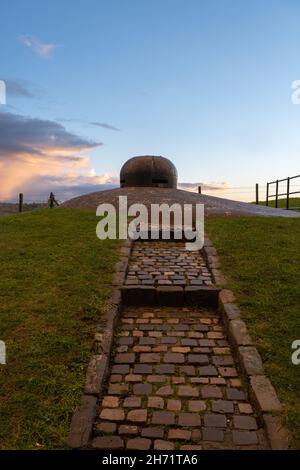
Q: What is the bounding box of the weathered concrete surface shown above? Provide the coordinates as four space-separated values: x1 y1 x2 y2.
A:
62 187 300 218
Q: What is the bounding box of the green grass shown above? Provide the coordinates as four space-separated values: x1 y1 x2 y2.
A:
0 208 120 449
254 197 300 210
205 216 300 448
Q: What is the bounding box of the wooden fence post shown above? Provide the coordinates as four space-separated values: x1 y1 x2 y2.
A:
198 186 201 194
266 183 269 206
255 183 259 204
275 180 279 208
19 193 23 212
286 177 290 210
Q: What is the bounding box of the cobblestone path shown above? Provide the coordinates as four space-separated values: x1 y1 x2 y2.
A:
92 305 269 450
125 241 213 287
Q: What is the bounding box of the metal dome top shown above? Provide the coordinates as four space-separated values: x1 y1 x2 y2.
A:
120 155 178 188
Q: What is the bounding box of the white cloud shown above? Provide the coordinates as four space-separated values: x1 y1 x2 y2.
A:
19 35 58 58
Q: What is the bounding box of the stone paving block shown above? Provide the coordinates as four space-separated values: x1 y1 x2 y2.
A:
167 399 182 411
134 364 153 374
218 367 238 377
163 352 185 363
191 429 202 442
112 364 130 374
100 408 125 422
233 416 258 430
238 403 253 414
108 383 129 395
178 412 201 427
232 430 258 445
110 374 122 383
139 337 155 345
126 438 151 450
212 400 234 414
92 436 124 449
226 388 246 401
172 346 190 353
141 427 164 439
148 397 164 409
213 355 234 366
168 429 191 440
156 385 173 396
152 411 175 425
203 414 227 428
181 338 198 346
198 365 218 376
201 385 223 399
140 353 161 363
147 374 167 383
155 364 175 374
133 383 152 395
114 353 135 364
127 409 148 423
172 376 185 384
202 428 224 442
188 400 206 412
118 337 134 345
210 377 226 385
178 385 199 397
161 336 177 344
118 425 139 435
125 374 143 382
102 396 119 408
96 422 117 434
187 354 209 365
154 440 175 450
123 397 141 408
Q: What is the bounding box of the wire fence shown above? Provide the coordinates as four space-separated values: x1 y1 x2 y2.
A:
0 192 60 215
1 179 300 213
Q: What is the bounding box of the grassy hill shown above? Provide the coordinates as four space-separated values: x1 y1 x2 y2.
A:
0 208 120 449
206 216 300 449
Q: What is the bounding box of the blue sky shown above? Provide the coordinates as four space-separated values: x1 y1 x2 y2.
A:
1 0 300 201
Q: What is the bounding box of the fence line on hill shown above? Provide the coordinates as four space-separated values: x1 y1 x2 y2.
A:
265 174 300 211
1 180 300 212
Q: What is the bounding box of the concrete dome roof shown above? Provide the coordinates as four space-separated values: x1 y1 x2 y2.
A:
120 155 177 188
62 186 300 218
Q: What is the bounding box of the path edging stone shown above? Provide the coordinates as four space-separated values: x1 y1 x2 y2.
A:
214 234 289 450
67 238 133 449
263 414 289 450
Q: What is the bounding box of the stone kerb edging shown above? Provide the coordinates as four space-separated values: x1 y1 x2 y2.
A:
203 234 289 450
67 238 133 449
